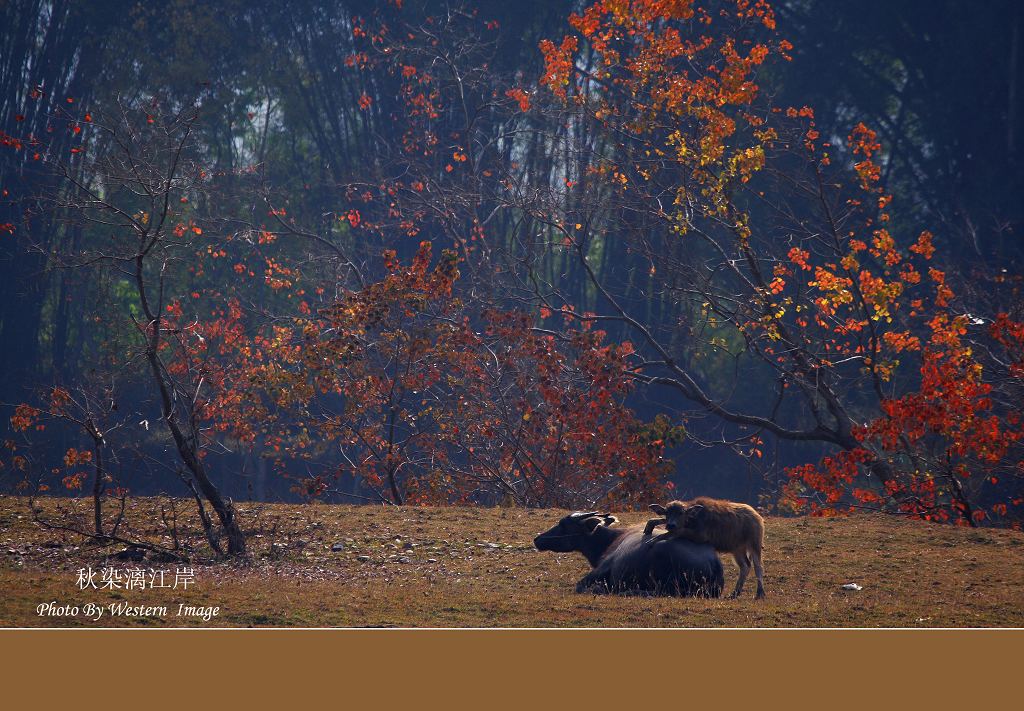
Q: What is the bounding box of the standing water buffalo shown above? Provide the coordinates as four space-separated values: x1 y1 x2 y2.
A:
646 497 766 599
534 511 724 597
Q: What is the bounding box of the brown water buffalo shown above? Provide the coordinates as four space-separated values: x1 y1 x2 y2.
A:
533 511 724 597
646 497 766 599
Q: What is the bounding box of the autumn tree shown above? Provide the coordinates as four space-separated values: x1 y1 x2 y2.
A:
9 384 120 537
7 101 252 553
478 0 1023 523
448 307 684 508
200 240 678 508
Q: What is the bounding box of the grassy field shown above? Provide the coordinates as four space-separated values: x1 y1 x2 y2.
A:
1 495 1022 627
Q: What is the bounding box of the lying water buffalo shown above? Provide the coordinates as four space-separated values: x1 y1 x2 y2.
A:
534 511 724 597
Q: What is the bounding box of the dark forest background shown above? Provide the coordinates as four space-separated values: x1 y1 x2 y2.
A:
1 0 1021 507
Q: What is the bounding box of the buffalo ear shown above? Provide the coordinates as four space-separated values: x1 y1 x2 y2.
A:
582 516 604 533
602 514 618 526
649 504 666 515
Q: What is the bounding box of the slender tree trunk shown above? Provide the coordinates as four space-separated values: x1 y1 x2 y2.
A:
91 434 103 537
184 477 224 557
137 269 247 555
385 407 403 505
154 396 247 555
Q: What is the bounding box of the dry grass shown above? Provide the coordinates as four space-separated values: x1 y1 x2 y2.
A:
1 495 1022 627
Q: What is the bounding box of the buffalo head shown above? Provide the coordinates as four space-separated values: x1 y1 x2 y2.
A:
649 500 701 532
533 511 618 553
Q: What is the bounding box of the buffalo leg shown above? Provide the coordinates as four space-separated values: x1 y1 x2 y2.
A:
752 547 766 599
730 551 751 598
576 572 608 594
645 531 675 546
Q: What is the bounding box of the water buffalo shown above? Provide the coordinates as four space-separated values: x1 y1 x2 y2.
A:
646 497 766 599
533 511 724 597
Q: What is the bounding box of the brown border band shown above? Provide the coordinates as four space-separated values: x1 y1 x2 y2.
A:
3 629 1018 706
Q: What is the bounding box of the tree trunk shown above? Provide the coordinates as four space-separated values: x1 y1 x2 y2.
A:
141 321 247 555
91 434 104 537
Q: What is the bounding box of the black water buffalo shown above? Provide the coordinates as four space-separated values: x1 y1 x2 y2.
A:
533 511 724 597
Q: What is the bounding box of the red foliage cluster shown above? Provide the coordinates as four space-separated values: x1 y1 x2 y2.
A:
537 0 1022 525
175 242 675 507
